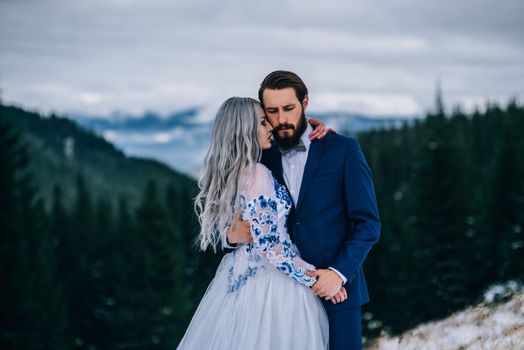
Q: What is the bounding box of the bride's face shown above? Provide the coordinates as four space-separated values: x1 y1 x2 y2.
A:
257 107 273 150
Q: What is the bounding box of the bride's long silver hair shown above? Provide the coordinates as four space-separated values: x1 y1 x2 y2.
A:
195 97 262 252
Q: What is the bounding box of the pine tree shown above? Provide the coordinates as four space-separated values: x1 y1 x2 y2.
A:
61 172 103 349
0 115 67 349
104 195 136 347
407 102 471 322
109 180 184 349
483 101 524 282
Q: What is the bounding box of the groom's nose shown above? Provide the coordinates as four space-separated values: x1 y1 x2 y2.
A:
277 110 288 125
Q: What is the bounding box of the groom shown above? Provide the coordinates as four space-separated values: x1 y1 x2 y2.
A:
228 70 381 349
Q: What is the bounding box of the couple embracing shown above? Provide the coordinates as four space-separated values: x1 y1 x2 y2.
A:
177 70 381 350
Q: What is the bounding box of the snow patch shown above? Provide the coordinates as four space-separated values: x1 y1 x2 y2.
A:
367 291 524 350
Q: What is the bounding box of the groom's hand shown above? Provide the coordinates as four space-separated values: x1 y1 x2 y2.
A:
308 269 343 299
329 286 348 304
227 212 253 244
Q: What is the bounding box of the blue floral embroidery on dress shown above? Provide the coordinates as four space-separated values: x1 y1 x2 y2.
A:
273 178 292 209
244 243 262 263
228 174 316 294
243 176 315 287
227 265 259 293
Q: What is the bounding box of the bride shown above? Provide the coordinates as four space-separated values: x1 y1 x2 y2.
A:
177 97 345 350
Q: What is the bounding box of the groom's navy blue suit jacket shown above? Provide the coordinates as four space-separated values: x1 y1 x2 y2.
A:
261 132 381 311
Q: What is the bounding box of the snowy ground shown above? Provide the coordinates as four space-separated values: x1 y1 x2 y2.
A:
367 284 524 350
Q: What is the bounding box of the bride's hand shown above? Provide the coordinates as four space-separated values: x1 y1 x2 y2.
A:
227 212 253 244
329 286 348 304
307 117 336 140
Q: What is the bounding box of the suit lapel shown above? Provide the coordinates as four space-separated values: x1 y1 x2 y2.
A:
296 138 327 211
267 143 285 186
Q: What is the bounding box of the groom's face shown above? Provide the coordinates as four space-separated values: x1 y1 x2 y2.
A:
262 87 309 147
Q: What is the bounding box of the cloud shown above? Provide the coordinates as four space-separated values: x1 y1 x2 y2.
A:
312 92 421 117
1 0 523 117
102 127 188 144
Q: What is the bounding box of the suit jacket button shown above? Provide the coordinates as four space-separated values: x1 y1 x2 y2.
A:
296 222 301 226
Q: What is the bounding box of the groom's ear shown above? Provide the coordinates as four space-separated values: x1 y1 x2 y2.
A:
302 95 309 110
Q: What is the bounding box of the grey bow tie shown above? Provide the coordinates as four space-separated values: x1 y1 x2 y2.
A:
279 140 306 155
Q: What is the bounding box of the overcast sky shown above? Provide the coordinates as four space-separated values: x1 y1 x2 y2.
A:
1 0 523 120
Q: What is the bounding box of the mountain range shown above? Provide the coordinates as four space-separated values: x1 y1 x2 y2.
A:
0 102 417 213
1 104 195 213
73 108 418 176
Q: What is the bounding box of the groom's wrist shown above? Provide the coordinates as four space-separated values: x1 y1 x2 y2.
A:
328 267 347 285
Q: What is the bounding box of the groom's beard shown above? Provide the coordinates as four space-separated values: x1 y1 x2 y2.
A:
272 109 307 149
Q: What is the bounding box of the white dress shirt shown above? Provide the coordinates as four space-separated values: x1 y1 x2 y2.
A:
281 123 348 285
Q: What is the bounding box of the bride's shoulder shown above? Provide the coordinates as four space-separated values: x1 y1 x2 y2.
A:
241 163 274 190
242 163 272 176
253 163 272 177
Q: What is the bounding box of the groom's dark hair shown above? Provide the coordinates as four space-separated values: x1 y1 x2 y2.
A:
258 70 309 107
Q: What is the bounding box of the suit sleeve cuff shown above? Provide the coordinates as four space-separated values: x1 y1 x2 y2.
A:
328 266 348 285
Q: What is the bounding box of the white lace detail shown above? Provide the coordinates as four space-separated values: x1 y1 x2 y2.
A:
231 164 316 290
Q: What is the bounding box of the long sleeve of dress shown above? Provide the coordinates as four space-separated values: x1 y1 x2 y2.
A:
241 164 316 287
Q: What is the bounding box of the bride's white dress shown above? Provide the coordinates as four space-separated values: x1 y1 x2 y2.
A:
177 163 329 350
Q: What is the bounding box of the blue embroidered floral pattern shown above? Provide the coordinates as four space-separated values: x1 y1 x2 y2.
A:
235 174 316 288
225 167 316 294
227 265 259 293
274 179 292 209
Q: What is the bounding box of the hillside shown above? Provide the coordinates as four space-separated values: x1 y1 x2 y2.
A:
0 103 196 212
1 102 215 349
367 287 524 350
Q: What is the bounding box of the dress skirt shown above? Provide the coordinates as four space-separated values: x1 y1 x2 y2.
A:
177 249 329 350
